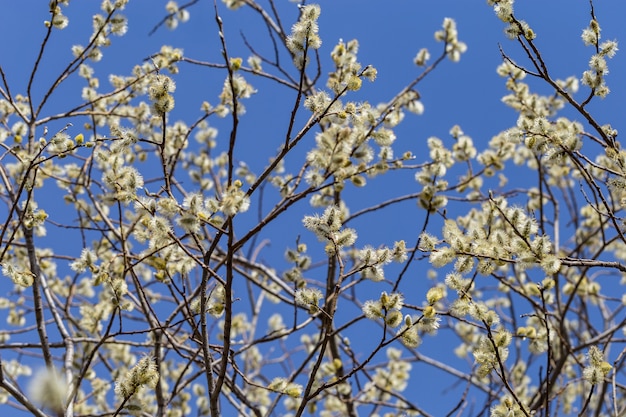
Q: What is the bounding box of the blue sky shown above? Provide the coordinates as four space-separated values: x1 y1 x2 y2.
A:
2 1 626 416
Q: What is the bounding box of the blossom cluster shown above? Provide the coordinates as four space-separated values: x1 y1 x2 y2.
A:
164 1 190 30
218 74 256 115
286 5 322 69
327 39 377 94
434 18 467 62
581 19 618 98
303 205 357 254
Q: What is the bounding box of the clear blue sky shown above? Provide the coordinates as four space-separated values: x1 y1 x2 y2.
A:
1 1 626 416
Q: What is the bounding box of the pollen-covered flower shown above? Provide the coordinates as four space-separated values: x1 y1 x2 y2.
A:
219 180 250 216
346 75 362 91
429 247 455 268
295 287 324 314
148 74 176 116
362 300 384 320
70 248 98 273
304 91 332 113
385 310 403 328
268 377 303 398
583 346 612 385
397 323 420 348
539 254 561 275
494 1 513 22
110 14 128 36
362 65 377 81
49 7 69 30
599 40 619 58
380 291 404 310
418 232 438 252
218 74 256 114
581 19 600 46
1 263 35 288
102 165 144 203
114 355 159 399
426 286 445 305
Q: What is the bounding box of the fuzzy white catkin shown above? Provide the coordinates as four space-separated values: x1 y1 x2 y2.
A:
28 367 68 412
